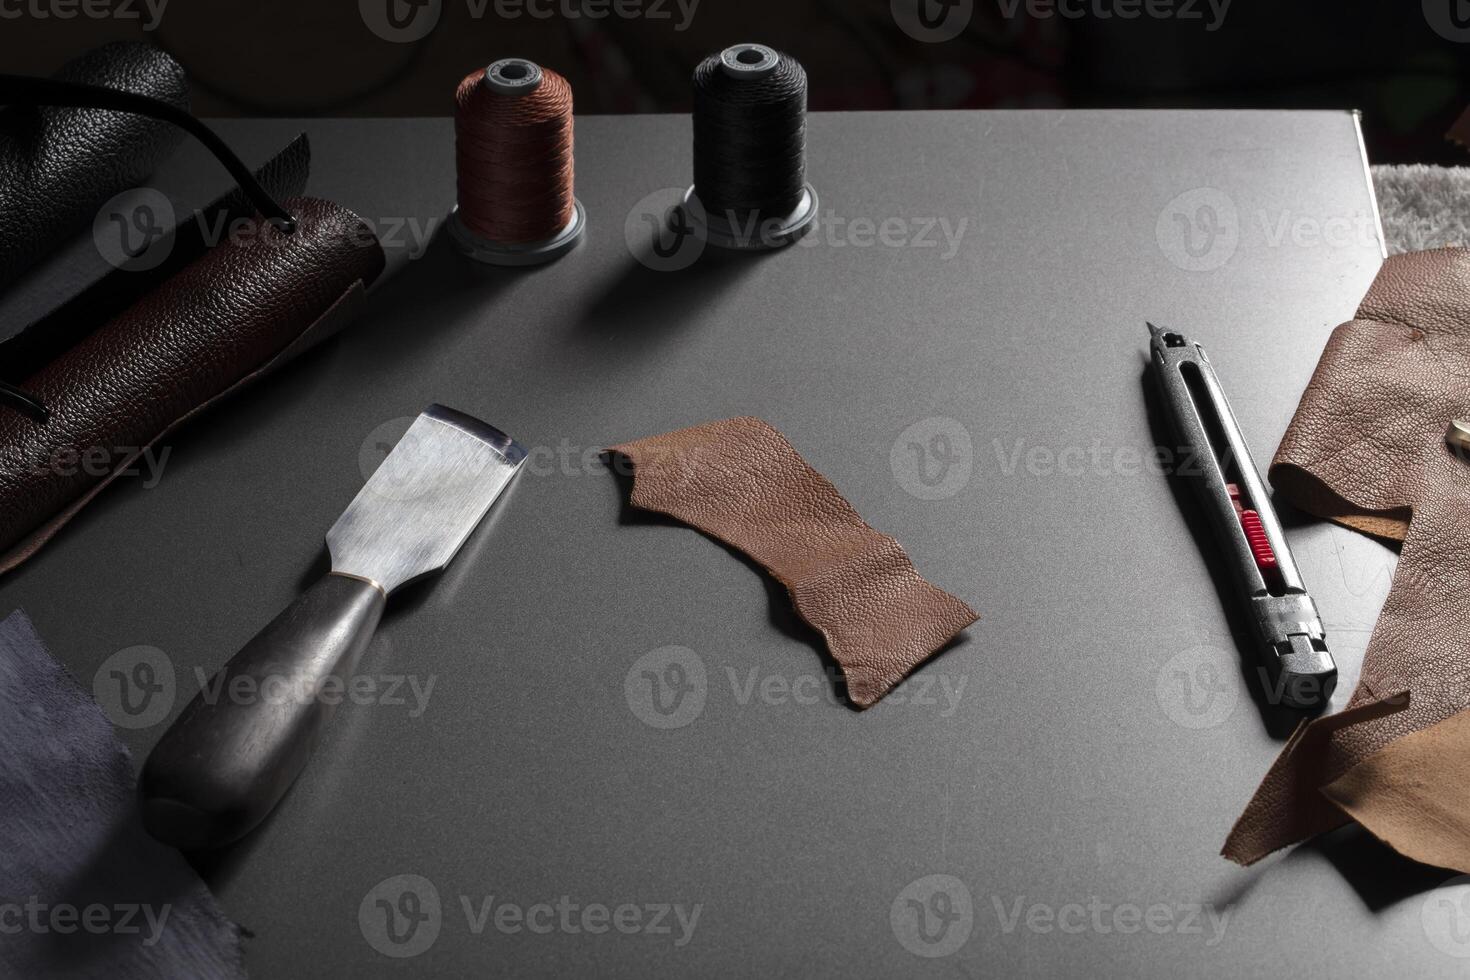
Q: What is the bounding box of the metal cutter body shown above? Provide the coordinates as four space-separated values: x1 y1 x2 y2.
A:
1149 324 1337 709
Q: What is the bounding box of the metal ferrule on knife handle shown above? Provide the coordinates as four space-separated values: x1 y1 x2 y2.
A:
1148 324 1337 709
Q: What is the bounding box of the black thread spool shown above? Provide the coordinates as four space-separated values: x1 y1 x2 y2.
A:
682 44 818 251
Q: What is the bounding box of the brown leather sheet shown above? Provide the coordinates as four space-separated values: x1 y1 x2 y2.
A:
609 416 978 707
1224 247 1470 871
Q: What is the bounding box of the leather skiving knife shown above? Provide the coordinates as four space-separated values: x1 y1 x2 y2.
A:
140 404 526 848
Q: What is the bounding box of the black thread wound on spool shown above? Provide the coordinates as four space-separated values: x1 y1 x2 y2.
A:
691 47 808 221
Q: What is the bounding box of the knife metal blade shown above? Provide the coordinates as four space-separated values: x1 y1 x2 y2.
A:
328 404 526 593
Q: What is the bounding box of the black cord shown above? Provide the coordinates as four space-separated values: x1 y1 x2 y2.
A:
0 381 48 423
0 74 297 231
692 51 808 217
0 72 298 422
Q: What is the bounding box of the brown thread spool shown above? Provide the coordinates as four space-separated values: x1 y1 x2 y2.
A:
449 58 586 266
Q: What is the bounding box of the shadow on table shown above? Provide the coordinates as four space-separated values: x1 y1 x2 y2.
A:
1315 825 1461 912
344 229 523 364
573 242 772 357
1206 826 1459 917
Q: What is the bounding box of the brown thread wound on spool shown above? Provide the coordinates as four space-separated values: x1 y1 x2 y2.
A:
454 65 576 245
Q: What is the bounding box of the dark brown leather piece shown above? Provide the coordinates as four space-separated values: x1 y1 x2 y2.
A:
1 133 313 378
609 417 979 707
1223 247 1470 864
0 41 189 290
0 197 385 570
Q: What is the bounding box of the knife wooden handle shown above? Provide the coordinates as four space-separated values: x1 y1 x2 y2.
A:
140 573 386 849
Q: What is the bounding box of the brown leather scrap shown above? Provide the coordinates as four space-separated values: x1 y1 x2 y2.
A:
1321 705 1470 874
1224 247 1470 869
608 417 978 707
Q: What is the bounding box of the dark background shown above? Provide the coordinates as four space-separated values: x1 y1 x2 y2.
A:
2 1 1468 163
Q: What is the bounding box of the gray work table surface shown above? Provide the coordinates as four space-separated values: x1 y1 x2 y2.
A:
3 110 1442 978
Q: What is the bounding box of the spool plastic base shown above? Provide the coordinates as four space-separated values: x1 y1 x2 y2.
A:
448 200 586 267
680 184 819 251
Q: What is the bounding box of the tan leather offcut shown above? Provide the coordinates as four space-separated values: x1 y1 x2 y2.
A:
1321 706 1470 874
608 417 978 707
1223 247 1470 870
